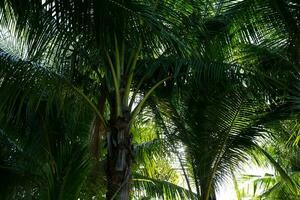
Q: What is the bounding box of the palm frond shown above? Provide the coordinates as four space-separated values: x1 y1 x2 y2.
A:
0 48 105 126
133 173 197 200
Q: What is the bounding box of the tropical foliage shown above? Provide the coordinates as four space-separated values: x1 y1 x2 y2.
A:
0 0 299 199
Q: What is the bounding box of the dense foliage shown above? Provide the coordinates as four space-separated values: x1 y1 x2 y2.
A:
0 0 299 199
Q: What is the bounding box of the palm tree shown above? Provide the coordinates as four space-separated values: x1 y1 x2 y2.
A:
0 0 215 199
145 0 300 199
1 0 299 199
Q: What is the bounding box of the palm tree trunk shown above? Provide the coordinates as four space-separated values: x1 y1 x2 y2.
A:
106 114 132 200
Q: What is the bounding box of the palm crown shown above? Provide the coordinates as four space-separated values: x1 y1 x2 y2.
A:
0 0 300 199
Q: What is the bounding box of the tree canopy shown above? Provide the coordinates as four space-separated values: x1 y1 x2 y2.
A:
0 0 300 199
